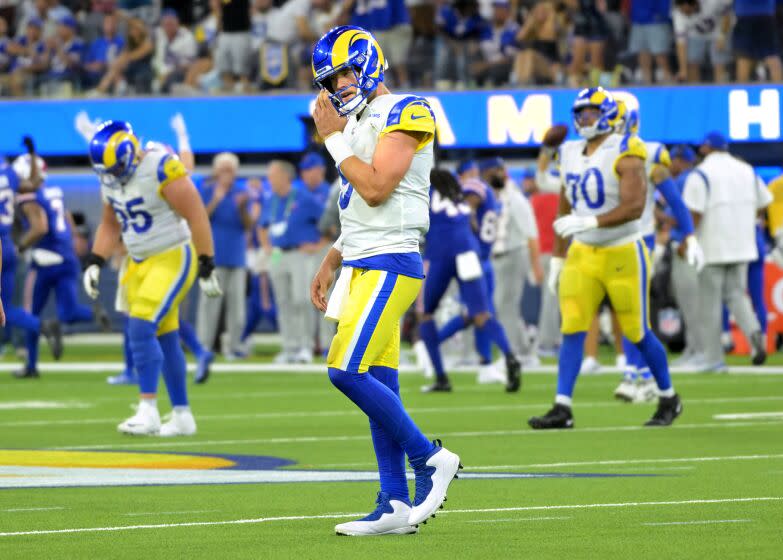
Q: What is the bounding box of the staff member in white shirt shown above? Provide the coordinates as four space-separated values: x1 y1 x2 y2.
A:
682 132 771 372
482 159 544 364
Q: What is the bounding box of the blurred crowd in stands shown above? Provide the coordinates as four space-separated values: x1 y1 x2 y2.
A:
1 0 782 98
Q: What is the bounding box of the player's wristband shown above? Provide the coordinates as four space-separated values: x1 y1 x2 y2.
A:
85 253 106 269
198 254 215 279
324 132 354 168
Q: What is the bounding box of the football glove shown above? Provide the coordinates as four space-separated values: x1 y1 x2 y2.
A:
547 257 564 295
684 235 705 272
198 255 222 297
83 253 105 300
553 214 598 238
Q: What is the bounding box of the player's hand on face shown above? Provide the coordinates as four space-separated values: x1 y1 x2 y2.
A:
310 262 334 312
313 90 347 139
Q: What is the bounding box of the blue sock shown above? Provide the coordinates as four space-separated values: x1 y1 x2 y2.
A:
722 307 730 334
328 367 434 462
474 327 492 363
128 318 163 395
123 317 135 377
178 320 205 359
159 330 189 406
25 329 39 371
478 317 511 356
368 366 409 504
634 331 673 393
4 305 40 333
622 337 643 381
556 332 587 400
437 315 467 343
419 319 446 379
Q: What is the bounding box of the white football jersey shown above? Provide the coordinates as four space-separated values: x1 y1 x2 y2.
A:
558 133 648 246
336 93 436 261
100 147 191 260
639 140 671 237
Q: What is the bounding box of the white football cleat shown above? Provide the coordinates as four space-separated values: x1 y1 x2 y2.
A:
580 356 601 374
335 492 417 536
633 377 659 403
294 347 313 364
477 363 505 384
409 442 461 526
615 354 627 371
118 401 160 435
159 408 197 437
613 378 637 402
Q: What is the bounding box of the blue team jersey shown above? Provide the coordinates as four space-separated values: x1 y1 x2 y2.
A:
350 0 409 31
197 178 249 268
424 188 478 260
261 186 324 248
0 164 20 253
49 38 85 78
21 186 74 258
462 178 499 261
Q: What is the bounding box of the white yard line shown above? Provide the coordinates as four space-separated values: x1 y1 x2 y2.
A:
122 510 219 517
2 507 66 513
466 453 783 470
4 396 783 427
713 412 783 420
464 516 571 523
641 519 752 527
0 497 778 538
50 420 783 451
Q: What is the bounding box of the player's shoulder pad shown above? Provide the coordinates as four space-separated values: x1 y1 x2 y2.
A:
618 134 648 161
769 177 783 202
650 143 671 168
381 95 436 151
156 153 188 191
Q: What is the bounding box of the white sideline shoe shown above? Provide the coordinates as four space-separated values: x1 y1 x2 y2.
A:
335 492 417 536
633 378 659 403
118 401 160 435
580 356 601 374
613 379 637 402
159 408 197 437
477 363 505 384
409 443 461 526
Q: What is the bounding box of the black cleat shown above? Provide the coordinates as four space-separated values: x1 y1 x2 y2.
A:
505 354 521 393
94 303 112 333
41 319 63 361
421 377 452 393
645 394 683 426
750 332 767 366
13 367 40 379
528 403 574 429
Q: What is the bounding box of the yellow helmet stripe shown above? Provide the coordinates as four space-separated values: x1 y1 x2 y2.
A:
331 29 363 69
102 131 137 169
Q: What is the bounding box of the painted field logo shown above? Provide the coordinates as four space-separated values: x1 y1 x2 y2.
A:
0 450 656 489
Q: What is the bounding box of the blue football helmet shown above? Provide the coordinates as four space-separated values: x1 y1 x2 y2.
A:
613 99 640 136
88 120 141 186
571 87 619 139
312 26 387 116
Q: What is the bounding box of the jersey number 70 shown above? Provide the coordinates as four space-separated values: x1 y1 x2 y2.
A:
565 168 605 210
107 196 153 234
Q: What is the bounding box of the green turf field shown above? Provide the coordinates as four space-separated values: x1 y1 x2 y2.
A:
0 343 782 559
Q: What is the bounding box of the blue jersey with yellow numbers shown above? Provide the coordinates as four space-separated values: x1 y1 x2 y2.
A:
425 187 479 260
100 147 191 260
462 178 499 261
0 164 19 255
558 133 648 247
338 93 436 279
18 186 75 258
640 140 671 237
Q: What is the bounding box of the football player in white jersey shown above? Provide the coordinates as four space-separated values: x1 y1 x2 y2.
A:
83 120 221 436
309 26 461 536
528 87 683 430
611 101 704 403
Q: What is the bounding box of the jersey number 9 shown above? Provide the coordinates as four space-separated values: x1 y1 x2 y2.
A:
566 168 605 210
108 196 153 234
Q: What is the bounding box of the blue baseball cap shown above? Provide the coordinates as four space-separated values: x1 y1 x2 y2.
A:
479 157 505 172
299 152 325 170
701 131 728 151
519 166 536 180
27 17 43 28
669 144 696 163
456 159 477 175
59 15 78 29
161 8 179 20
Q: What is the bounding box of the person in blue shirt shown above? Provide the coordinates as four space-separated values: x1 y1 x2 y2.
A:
46 15 84 92
473 0 517 86
419 169 520 393
7 18 49 96
261 160 325 364
0 156 63 379
196 151 255 359
83 13 124 88
733 0 782 82
628 0 673 84
296 152 331 206
435 0 491 86
14 156 106 379
0 16 12 74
